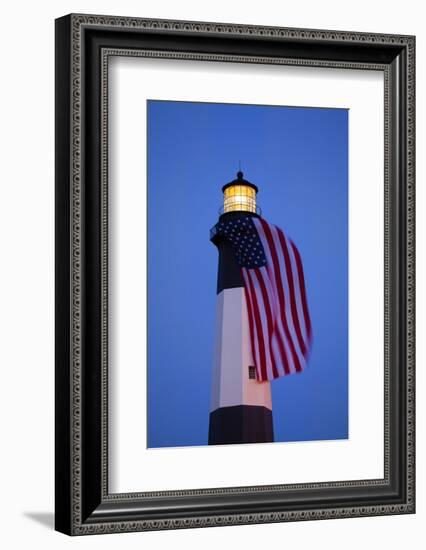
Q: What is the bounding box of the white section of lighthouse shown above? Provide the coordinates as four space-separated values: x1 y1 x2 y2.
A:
209 172 274 445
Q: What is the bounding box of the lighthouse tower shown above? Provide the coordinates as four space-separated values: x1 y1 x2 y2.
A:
209 172 274 445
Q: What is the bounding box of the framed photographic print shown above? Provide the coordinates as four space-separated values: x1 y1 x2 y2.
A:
55 14 415 535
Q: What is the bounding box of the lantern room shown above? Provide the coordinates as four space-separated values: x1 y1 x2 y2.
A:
221 171 260 215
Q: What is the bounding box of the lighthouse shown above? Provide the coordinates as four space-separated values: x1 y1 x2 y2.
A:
209 171 274 445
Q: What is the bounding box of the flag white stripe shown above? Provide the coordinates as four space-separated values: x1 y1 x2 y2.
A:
258 264 288 375
285 234 309 347
242 270 262 373
253 219 298 376
261 238 299 376
268 222 307 368
254 219 306 372
243 269 268 381
267 228 301 375
270 335 287 377
248 268 275 381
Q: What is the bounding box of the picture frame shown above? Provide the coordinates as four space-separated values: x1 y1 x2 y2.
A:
55 13 415 535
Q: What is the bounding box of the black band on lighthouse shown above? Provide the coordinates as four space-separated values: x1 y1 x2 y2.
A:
210 211 260 294
213 238 245 294
209 405 274 445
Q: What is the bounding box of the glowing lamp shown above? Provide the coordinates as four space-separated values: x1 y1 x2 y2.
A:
222 171 259 214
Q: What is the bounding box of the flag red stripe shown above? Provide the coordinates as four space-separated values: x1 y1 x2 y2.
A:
250 269 275 380
259 219 302 373
276 228 307 358
253 268 280 379
272 321 291 376
258 220 292 375
290 240 312 342
245 269 268 381
242 271 260 376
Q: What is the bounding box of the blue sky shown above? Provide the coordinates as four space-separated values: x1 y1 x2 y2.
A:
147 100 348 447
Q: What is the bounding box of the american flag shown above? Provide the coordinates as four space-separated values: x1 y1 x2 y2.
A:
214 216 312 382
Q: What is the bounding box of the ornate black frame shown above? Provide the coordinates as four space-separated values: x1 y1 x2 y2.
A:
55 13 415 535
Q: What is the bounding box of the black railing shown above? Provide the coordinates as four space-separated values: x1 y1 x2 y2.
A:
218 205 262 216
210 224 218 240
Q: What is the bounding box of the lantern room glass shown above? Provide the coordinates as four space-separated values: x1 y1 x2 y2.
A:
223 184 257 213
